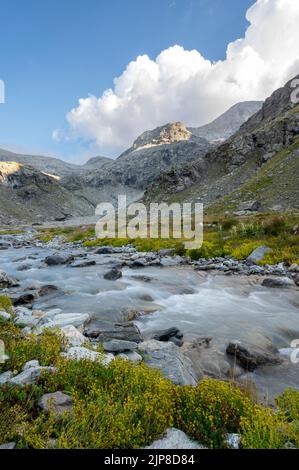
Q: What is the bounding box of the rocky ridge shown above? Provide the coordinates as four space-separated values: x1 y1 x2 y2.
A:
144 75 299 212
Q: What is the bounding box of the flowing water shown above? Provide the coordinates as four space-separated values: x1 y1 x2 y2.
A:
1 238 299 399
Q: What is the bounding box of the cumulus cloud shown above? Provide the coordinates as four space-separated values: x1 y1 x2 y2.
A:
62 0 299 157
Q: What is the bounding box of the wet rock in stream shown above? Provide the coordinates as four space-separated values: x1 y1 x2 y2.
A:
226 341 282 372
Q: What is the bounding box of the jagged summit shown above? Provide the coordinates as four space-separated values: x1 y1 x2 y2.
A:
130 122 194 152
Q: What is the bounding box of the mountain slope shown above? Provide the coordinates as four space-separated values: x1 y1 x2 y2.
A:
144 75 299 213
63 122 214 192
188 101 263 142
0 162 94 225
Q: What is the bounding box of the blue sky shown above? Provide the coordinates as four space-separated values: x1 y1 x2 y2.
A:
0 0 262 161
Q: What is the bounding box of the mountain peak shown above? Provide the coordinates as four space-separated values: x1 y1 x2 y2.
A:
132 121 192 151
188 101 263 142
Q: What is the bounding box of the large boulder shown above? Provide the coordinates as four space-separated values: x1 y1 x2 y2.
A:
261 277 295 288
44 255 73 266
60 325 87 347
226 342 281 372
103 339 138 353
138 340 197 386
9 365 56 386
38 391 73 417
104 267 122 280
246 246 272 264
152 327 183 342
237 200 261 212
63 347 114 366
11 293 35 306
84 322 142 343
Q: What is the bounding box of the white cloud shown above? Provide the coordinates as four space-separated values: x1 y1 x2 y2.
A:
62 0 299 157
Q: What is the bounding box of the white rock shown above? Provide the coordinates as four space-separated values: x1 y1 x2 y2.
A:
289 264 299 273
146 429 205 449
226 433 241 449
0 371 14 386
0 442 16 449
23 360 40 371
14 306 32 317
9 366 57 386
117 353 129 361
101 353 115 366
139 340 197 386
38 309 62 323
126 352 143 363
15 314 39 327
63 347 114 366
43 313 90 329
60 325 87 347
0 310 11 320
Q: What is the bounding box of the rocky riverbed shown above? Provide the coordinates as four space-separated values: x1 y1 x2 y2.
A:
1 229 299 401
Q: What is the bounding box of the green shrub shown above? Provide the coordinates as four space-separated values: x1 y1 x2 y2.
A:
240 405 293 449
0 295 13 314
22 358 174 449
0 324 65 373
174 379 254 448
276 388 299 422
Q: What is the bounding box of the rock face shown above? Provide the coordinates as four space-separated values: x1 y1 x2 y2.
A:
146 428 205 449
0 161 94 225
61 122 213 200
226 342 281 372
139 340 197 386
